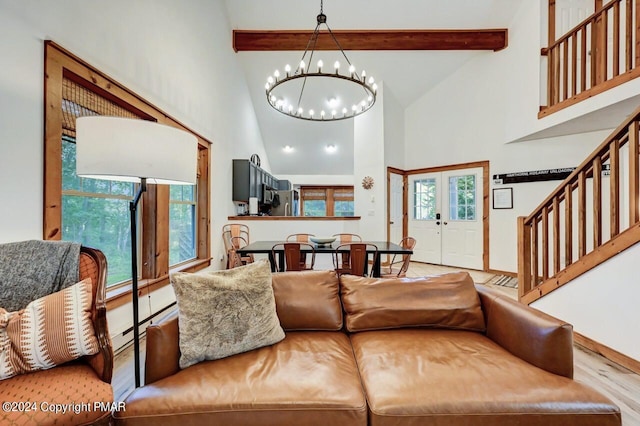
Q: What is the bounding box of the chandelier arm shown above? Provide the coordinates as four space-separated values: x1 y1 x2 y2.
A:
324 24 368 94
296 24 321 109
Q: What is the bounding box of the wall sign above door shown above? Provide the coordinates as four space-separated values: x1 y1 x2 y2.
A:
493 167 576 184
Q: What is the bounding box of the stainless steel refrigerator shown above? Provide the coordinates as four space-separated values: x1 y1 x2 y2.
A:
271 190 299 216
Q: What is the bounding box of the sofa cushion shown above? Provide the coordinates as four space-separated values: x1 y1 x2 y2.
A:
0 278 99 380
171 259 285 369
272 270 342 331
351 329 621 426
340 272 485 332
116 332 367 426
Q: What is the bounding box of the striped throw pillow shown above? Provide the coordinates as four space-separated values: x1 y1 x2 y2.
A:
0 278 99 380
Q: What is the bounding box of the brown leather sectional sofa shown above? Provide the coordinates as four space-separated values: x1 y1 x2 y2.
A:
114 270 621 426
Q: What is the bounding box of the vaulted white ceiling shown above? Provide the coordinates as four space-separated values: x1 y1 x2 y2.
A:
224 0 525 176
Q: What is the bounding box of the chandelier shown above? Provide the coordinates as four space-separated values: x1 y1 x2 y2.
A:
264 0 377 122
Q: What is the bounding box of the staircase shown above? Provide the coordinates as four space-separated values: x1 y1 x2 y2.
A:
518 103 640 304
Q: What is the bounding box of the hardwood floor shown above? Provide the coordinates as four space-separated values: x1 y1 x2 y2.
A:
112 262 640 425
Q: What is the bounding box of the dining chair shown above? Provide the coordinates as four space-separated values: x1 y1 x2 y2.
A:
332 233 362 242
286 233 316 242
223 224 253 268
332 233 362 269
271 242 316 271
380 237 417 278
333 243 378 277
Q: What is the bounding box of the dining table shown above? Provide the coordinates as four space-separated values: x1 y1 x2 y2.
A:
236 240 413 277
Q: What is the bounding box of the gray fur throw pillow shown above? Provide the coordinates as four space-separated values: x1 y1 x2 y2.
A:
170 259 284 369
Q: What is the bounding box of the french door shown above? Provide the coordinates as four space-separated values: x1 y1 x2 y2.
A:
408 167 483 270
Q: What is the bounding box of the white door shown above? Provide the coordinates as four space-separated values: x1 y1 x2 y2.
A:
389 173 404 244
409 167 483 269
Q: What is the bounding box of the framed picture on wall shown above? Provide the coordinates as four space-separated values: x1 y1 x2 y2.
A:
493 187 513 209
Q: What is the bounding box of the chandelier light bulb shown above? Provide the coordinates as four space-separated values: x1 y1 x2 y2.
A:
368 76 375 85
368 95 373 103
309 109 315 117
317 60 323 72
372 83 378 93
342 107 347 114
351 105 357 112
285 64 291 76
299 60 306 72
298 107 303 115
288 105 293 113
321 110 325 118
361 70 366 81
265 82 270 90
349 64 355 76
274 70 280 79
332 110 337 117
267 76 274 84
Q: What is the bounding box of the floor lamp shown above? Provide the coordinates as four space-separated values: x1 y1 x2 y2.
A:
75 116 197 388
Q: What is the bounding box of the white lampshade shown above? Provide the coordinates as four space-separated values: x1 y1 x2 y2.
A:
75 116 197 185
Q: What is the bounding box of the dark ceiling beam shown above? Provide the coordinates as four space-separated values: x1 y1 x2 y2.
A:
233 29 508 52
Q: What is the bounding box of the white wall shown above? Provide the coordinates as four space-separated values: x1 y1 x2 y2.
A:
383 83 405 170
354 84 387 241
532 243 640 360
0 0 265 346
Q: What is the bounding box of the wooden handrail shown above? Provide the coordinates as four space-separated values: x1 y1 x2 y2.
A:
541 0 639 116
519 102 640 302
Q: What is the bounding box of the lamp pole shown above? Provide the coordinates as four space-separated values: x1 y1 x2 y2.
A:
130 177 147 388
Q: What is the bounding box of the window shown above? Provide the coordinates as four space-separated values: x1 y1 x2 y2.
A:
44 42 211 294
300 186 354 216
448 175 476 220
62 136 135 285
414 178 437 220
169 184 197 265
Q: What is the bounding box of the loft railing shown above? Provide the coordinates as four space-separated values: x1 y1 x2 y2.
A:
541 0 640 117
518 103 640 303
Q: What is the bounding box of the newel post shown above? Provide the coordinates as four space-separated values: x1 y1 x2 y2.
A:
517 216 532 301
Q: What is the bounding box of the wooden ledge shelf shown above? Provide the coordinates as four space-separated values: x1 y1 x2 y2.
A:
227 216 361 221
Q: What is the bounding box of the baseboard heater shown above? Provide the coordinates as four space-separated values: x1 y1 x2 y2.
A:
113 302 177 353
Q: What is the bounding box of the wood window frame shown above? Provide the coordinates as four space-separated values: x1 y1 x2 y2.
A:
300 185 354 216
44 41 211 307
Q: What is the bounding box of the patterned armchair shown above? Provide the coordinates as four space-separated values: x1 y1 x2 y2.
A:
0 246 113 426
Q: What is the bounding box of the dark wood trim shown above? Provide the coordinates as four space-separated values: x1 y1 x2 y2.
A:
574 331 640 375
233 29 508 52
227 216 361 221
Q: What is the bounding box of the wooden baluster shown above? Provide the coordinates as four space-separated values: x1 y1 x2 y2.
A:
581 27 588 92
553 197 560 275
627 0 633 71
517 217 532 300
596 8 607 84
612 1 620 78
591 18 597 88
565 184 573 267
578 171 587 257
610 138 620 237
542 207 549 281
593 157 602 247
563 41 569 101
532 217 539 286
571 34 578 96
630 121 640 224
636 0 640 67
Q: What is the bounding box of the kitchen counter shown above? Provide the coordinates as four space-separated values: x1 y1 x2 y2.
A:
227 216 360 221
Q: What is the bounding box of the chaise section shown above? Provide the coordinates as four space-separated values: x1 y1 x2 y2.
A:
114 331 367 426
351 329 621 426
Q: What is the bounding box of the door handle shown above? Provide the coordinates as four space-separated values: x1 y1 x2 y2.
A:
443 222 448 225
390 221 394 224
436 221 440 225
